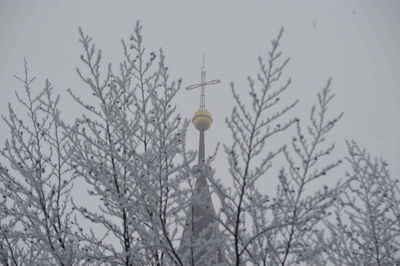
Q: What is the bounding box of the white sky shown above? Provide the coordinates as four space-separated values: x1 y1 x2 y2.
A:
0 1 399 193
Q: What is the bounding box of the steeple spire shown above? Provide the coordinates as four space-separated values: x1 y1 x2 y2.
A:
200 54 206 109
179 58 226 265
186 56 220 163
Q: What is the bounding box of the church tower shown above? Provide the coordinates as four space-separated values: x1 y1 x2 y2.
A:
178 58 226 265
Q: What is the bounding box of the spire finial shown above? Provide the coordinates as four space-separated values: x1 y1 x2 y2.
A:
186 55 220 110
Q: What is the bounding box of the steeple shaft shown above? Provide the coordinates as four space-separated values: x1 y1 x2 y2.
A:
198 130 205 164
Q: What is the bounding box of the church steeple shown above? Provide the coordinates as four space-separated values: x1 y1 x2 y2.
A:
178 58 226 265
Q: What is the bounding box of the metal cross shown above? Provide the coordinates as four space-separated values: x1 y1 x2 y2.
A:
186 55 220 109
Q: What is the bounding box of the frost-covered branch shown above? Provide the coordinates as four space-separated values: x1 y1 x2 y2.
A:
64 22 195 266
265 80 343 266
323 141 400 265
218 28 298 266
0 62 77 265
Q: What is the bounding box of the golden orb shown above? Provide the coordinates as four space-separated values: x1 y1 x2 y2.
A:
192 109 212 131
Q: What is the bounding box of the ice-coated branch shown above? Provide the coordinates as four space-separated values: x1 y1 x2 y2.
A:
0 62 77 265
63 22 195 266
220 27 299 266
323 141 400 265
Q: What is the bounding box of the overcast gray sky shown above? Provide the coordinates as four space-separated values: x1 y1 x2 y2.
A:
1 1 399 191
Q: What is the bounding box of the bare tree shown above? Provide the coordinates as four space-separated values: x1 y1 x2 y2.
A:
209 28 344 266
63 22 195 265
323 141 400 265
263 79 343 266
0 62 77 265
